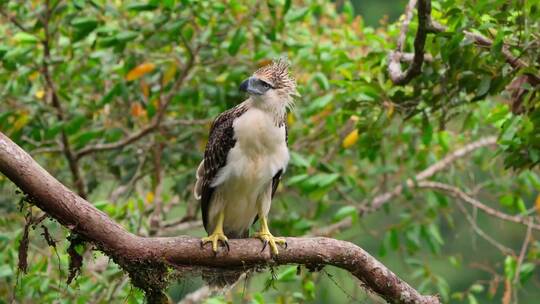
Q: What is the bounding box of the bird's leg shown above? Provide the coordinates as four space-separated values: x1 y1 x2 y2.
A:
201 210 229 253
253 211 286 255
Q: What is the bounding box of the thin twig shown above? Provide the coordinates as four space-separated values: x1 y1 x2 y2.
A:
514 218 533 285
40 0 87 198
417 181 540 231
0 7 29 32
75 45 199 159
370 136 497 211
455 200 514 255
310 136 497 236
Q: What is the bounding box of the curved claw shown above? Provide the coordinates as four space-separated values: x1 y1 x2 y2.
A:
201 232 229 253
254 233 286 255
261 240 268 253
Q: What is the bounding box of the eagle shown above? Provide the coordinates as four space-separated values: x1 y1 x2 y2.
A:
194 59 298 255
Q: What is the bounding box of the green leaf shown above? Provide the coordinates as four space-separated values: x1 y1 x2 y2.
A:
13 32 39 44
276 266 297 282
287 174 309 186
0 265 13 278
467 293 479 304
0 45 8 60
65 115 87 135
71 17 99 41
422 117 433 145
116 31 139 42
285 7 310 22
342 1 355 22
311 72 330 90
428 223 444 245
228 28 246 56
308 94 333 112
290 152 311 168
127 2 158 11
71 17 99 30
390 228 400 250
519 263 535 284
470 284 484 293
313 173 340 187
504 255 517 281
476 75 491 96
333 205 357 222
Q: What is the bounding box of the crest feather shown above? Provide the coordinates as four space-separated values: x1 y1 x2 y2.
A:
254 58 299 98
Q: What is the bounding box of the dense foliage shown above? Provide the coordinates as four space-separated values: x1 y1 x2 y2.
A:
0 0 539 303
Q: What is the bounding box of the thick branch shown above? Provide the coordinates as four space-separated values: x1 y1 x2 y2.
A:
388 1 539 85
0 131 438 304
388 0 442 85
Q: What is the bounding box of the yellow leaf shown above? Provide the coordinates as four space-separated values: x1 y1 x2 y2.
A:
35 89 45 99
287 112 295 125
215 72 228 83
28 71 40 81
535 194 540 215
162 63 177 86
13 113 29 131
310 105 333 123
140 80 149 98
130 103 146 117
126 62 156 81
342 129 359 149
384 101 395 118
146 192 154 204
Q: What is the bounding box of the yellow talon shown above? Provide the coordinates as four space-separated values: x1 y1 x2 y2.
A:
201 209 229 253
254 232 286 255
201 232 229 253
255 215 287 255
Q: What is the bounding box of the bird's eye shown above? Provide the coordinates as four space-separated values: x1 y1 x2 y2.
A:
261 81 272 89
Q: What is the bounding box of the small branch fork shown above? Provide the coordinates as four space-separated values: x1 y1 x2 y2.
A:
0 132 439 304
388 0 539 85
388 0 444 85
314 136 538 247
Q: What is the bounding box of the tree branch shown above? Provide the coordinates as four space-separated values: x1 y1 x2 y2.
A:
40 0 87 198
0 7 29 32
75 50 199 159
313 136 498 236
415 181 540 231
388 0 443 85
388 0 539 85
369 136 498 211
0 131 439 304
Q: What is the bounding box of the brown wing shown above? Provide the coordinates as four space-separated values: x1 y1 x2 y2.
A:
198 104 248 232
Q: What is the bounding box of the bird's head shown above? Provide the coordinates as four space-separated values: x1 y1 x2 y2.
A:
239 58 299 108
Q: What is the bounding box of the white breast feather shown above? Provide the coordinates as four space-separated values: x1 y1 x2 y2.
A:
208 106 289 235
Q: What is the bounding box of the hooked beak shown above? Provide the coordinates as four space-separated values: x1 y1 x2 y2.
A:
239 77 264 95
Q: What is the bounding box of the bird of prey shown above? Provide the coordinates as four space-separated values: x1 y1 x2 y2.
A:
194 59 298 255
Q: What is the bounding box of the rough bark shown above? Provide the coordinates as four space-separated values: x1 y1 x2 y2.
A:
0 132 439 304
